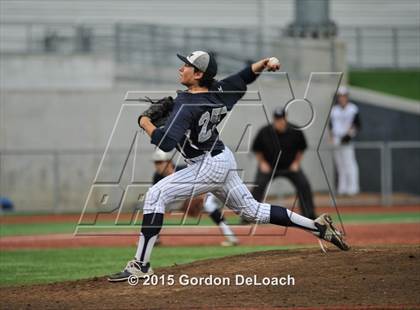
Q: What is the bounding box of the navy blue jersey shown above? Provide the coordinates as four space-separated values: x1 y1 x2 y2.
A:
151 65 258 158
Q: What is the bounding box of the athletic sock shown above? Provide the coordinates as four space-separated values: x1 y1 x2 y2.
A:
135 213 164 266
269 205 318 233
209 209 238 243
219 221 238 243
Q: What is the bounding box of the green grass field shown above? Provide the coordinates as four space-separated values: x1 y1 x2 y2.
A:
0 246 290 287
349 69 420 101
1 212 419 237
1 211 419 287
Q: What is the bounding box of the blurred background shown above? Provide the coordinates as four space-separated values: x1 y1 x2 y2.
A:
0 0 419 214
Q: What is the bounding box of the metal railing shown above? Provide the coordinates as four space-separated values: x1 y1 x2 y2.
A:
337 26 420 68
0 22 115 55
1 22 419 69
1 141 419 213
324 141 420 206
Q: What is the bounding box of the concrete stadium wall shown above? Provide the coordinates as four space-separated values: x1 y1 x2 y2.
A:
0 54 114 90
3 72 419 212
0 77 340 212
0 37 348 89
273 38 347 83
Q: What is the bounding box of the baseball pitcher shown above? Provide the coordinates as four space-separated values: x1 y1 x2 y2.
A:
108 51 349 282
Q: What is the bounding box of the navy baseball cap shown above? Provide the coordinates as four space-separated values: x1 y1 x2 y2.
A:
177 51 218 78
273 107 287 118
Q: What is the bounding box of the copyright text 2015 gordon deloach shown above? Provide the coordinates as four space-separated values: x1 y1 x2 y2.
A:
129 274 295 287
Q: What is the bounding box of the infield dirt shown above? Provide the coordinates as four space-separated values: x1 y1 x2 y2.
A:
1 246 419 309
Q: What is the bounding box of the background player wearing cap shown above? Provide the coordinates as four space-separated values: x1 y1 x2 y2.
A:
329 86 361 196
108 51 349 282
251 108 316 219
151 149 239 246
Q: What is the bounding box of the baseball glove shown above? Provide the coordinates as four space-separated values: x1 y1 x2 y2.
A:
138 96 174 128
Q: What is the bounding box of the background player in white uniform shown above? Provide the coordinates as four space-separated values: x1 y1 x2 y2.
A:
152 149 239 246
330 86 361 196
108 51 349 282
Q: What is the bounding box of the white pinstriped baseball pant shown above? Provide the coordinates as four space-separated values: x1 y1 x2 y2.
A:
143 147 271 223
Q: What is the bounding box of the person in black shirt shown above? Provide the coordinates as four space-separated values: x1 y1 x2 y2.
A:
252 107 316 219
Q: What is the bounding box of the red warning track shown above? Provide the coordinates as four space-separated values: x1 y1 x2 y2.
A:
1 223 419 250
1 205 419 224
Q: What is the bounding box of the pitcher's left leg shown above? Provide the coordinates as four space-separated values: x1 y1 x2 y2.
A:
213 170 349 251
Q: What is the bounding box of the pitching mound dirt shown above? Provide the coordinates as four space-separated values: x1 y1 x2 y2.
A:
1 246 419 309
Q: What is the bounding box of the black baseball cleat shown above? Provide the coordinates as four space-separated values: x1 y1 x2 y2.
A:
108 260 153 282
314 213 350 251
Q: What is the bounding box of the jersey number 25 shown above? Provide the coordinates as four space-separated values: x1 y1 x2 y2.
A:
198 107 227 143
